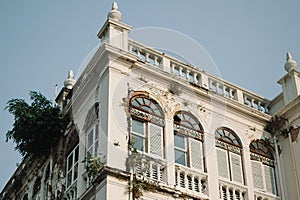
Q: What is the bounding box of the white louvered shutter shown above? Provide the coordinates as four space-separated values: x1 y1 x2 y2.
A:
230 152 243 183
251 161 264 190
264 165 276 194
190 138 203 171
217 148 229 179
149 123 163 157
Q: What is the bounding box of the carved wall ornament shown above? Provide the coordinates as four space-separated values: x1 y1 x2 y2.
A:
168 83 182 95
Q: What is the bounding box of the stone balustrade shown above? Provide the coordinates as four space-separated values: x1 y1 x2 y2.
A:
208 78 238 100
219 180 247 200
254 191 280 200
128 39 271 114
175 165 208 197
64 180 77 200
243 92 269 113
128 40 163 67
135 154 167 183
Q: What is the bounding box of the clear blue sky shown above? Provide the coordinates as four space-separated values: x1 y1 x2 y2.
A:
1 1 300 191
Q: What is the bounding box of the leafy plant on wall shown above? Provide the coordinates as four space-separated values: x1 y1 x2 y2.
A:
5 91 68 157
127 144 157 199
85 153 106 180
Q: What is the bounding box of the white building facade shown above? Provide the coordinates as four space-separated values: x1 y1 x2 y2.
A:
1 2 300 200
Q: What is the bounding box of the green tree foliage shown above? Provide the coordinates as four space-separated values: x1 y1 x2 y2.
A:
5 91 66 157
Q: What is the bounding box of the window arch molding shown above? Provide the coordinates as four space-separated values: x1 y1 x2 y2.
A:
215 127 244 185
129 93 165 158
129 92 165 122
250 139 274 160
83 102 99 131
215 126 243 147
174 110 203 131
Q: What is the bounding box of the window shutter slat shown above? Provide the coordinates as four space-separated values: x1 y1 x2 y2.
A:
230 152 243 183
217 148 229 179
149 123 163 157
190 138 203 170
251 161 264 190
264 165 276 194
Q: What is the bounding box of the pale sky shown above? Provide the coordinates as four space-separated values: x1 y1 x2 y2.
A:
1 1 300 191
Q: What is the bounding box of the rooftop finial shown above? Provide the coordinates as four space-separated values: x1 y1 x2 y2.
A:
112 2 118 10
64 70 76 89
108 2 122 21
284 52 297 72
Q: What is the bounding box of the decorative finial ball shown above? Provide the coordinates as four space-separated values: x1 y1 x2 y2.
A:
64 70 76 89
284 52 297 72
108 2 122 21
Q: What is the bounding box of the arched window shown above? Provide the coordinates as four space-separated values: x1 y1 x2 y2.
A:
22 194 28 200
84 103 99 157
129 94 164 157
173 111 204 171
32 177 41 198
250 140 276 194
215 127 244 184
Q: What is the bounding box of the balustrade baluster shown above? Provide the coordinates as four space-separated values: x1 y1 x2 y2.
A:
186 70 190 81
176 169 180 187
216 82 220 94
226 186 230 200
239 191 243 200
229 88 234 98
145 52 149 62
251 98 255 107
223 86 226 97
179 67 183 78
137 49 140 57
184 173 188 190
194 73 198 84
219 185 223 200
233 189 236 200
157 164 161 182
171 64 176 74
149 161 153 179
154 56 158 66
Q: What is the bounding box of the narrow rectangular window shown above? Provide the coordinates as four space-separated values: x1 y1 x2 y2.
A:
174 134 187 166
230 152 243 183
217 148 229 179
87 123 99 157
264 165 276 194
189 138 203 171
131 119 146 151
251 161 264 190
148 123 163 157
66 145 79 189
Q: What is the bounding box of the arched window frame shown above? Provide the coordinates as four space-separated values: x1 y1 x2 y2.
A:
84 103 99 157
129 94 165 158
215 127 244 184
250 139 277 195
32 177 41 198
173 111 205 172
22 194 28 200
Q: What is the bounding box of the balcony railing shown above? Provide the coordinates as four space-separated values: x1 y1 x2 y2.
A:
219 180 247 200
128 39 271 114
134 154 167 183
175 165 208 197
254 191 280 200
64 180 77 200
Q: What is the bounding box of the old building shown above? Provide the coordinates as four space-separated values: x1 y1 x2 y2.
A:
1 2 300 200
